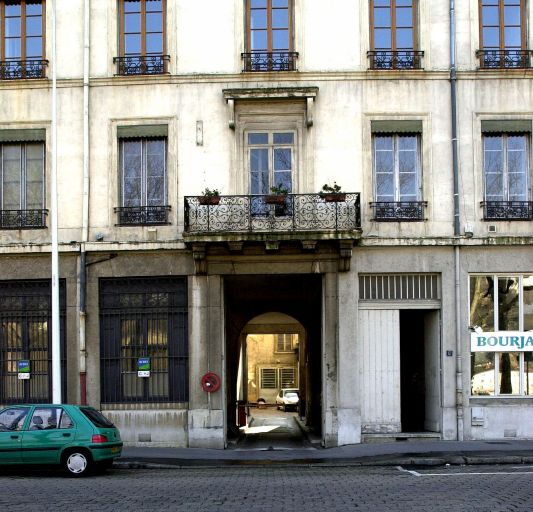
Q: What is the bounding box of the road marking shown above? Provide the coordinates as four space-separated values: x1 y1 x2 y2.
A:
409 471 533 477
397 466 533 477
396 466 421 477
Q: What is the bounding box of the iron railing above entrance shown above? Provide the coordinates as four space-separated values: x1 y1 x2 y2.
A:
184 193 361 234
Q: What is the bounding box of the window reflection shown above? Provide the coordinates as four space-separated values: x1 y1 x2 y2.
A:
498 277 519 330
499 352 519 394
471 352 495 396
470 276 495 331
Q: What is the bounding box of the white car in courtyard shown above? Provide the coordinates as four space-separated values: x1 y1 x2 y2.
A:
276 389 299 411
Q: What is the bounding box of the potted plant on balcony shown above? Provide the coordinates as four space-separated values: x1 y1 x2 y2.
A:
198 188 221 206
265 184 289 205
319 182 346 202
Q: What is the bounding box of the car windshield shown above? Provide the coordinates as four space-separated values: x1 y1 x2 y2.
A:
285 392 298 398
80 408 115 428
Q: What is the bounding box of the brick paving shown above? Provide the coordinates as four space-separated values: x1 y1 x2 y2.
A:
1 465 532 511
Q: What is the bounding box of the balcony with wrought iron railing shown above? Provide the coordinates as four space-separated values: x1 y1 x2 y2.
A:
184 193 361 236
241 51 299 72
367 50 424 70
370 201 428 222
0 209 48 229
481 201 533 221
114 205 171 226
113 55 170 76
476 49 533 69
0 59 48 80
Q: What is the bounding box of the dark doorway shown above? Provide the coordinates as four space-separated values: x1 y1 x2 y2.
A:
400 310 426 432
224 274 322 446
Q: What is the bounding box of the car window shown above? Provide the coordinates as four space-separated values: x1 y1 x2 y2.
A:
0 407 30 431
29 407 73 430
286 392 298 398
80 408 115 428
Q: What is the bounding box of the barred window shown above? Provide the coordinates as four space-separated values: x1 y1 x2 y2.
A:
0 279 66 404
99 277 188 404
260 367 296 389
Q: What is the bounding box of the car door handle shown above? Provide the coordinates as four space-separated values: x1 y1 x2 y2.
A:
62 433 71 437
10 435 19 439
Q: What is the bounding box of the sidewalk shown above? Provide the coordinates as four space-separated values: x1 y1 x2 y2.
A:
116 439 533 469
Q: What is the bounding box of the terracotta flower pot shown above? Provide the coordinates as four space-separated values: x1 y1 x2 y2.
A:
198 196 220 206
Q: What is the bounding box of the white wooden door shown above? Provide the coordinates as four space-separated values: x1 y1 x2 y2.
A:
358 309 401 433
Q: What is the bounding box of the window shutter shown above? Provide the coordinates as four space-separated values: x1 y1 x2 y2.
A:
481 120 532 133
371 120 423 133
0 129 46 142
117 125 168 139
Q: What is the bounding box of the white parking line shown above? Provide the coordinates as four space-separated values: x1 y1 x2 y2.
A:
396 466 533 477
396 466 422 477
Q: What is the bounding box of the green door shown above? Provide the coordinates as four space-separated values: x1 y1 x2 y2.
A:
21 407 76 464
0 407 31 463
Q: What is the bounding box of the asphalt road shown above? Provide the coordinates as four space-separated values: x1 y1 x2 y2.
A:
1 464 532 511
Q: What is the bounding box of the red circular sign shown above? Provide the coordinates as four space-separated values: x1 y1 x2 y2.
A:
201 372 221 393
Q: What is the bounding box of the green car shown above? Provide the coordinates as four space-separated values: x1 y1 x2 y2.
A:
0 404 122 476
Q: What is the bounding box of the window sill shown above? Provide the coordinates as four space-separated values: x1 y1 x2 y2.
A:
470 396 533 405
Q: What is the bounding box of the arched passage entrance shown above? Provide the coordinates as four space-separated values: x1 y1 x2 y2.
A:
224 274 322 447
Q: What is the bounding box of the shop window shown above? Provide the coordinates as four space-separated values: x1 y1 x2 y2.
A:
0 280 66 404
115 0 168 75
0 0 47 79
481 130 532 220
470 274 533 396
368 0 422 69
99 277 188 404
477 0 529 68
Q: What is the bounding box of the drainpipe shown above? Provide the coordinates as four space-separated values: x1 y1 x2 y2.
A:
450 0 464 440
79 0 90 405
51 0 61 404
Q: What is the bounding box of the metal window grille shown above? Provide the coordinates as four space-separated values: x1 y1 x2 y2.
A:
280 367 296 388
260 367 297 389
359 274 440 301
0 280 66 404
260 368 277 389
99 277 188 404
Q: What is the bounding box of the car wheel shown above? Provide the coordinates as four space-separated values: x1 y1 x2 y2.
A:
282 404 286 412
63 449 92 477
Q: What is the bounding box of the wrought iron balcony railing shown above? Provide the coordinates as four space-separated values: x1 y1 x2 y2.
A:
184 193 361 234
241 51 299 72
0 209 48 229
370 201 428 221
367 50 424 70
114 205 171 226
0 59 48 80
481 201 533 220
113 55 170 76
476 49 532 69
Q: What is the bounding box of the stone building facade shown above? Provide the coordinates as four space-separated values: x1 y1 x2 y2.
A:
0 0 532 447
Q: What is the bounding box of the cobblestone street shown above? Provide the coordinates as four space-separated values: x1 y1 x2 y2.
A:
1 464 532 512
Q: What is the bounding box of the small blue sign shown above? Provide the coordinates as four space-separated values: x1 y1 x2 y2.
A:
18 360 30 373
